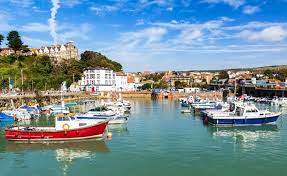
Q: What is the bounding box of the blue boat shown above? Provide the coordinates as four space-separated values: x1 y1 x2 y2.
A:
207 103 281 126
0 112 15 122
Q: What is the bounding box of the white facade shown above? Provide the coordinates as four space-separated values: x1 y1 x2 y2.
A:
80 68 116 92
115 73 128 91
80 68 137 92
184 87 200 93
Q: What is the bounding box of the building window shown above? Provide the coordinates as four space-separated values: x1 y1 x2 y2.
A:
97 80 100 84
90 70 95 73
105 80 108 85
105 74 108 79
90 74 95 79
97 74 100 79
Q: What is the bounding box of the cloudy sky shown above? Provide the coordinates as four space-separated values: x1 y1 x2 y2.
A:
0 0 287 71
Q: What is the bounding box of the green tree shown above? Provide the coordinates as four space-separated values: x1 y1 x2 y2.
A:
264 69 273 78
80 51 122 71
141 83 152 90
218 71 229 79
174 81 188 89
154 80 168 89
7 31 23 54
0 34 4 50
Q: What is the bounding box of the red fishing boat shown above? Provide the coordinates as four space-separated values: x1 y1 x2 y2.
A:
5 116 109 142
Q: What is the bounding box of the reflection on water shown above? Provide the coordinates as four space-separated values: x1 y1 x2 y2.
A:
0 121 14 129
208 125 280 150
108 124 129 134
3 139 110 176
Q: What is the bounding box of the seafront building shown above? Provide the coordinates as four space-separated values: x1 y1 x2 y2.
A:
79 67 134 92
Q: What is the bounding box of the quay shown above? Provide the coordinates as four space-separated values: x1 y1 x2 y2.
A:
0 91 222 110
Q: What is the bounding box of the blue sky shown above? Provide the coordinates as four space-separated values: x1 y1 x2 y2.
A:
0 0 287 71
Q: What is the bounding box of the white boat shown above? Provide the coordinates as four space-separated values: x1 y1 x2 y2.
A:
271 97 287 107
76 105 129 125
76 113 128 125
43 100 70 115
3 109 32 120
86 106 117 117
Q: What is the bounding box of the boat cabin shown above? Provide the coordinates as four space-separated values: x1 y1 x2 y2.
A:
56 116 93 131
234 104 260 117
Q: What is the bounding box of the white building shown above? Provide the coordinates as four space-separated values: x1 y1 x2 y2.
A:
80 67 131 92
115 72 128 91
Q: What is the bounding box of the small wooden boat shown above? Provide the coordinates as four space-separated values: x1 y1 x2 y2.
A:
5 116 108 142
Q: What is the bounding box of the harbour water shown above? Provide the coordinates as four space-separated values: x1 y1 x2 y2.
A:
0 99 287 176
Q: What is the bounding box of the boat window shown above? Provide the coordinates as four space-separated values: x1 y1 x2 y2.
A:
63 117 70 121
58 117 64 121
235 107 243 116
79 123 87 126
246 109 258 113
70 116 75 120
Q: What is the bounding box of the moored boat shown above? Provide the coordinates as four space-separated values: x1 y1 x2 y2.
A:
207 103 281 126
3 109 32 120
5 116 109 142
0 112 15 122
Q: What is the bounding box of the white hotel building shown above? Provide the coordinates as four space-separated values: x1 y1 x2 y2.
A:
79 67 129 92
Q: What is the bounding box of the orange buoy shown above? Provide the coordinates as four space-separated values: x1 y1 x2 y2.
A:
107 132 113 139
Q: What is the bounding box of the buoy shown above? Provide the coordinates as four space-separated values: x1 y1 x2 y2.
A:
107 132 113 139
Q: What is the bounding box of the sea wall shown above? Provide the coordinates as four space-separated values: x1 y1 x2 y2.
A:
0 91 222 110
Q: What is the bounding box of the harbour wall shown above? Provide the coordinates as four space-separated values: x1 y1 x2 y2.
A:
0 91 222 110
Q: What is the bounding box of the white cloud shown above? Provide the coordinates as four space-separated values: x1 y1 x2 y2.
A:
48 0 60 43
10 0 34 8
0 11 13 32
90 5 120 15
57 23 93 41
243 5 260 15
136 19 145 26
22 36 51 47
61 0 82 7
21 22 49 32
239 26 287 42
224 21 287 31
121 27 167 45
202 0 245 8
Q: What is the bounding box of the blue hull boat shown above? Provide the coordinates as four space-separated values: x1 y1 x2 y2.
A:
208 115 280 125
206 103 281 126
0 112 15 122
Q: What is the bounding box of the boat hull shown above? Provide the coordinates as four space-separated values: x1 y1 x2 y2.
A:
5 121 108 142
208 115 280 126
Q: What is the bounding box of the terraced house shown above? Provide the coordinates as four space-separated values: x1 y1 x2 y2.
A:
33 41 80 63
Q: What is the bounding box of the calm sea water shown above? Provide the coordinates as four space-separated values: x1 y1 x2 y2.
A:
0 99 287 176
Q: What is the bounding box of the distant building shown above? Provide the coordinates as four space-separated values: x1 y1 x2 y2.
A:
0 48 15 56
34 41 80 63
170 76 191 87
115 72 128 91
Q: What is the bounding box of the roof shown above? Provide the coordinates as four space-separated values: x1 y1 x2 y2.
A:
115 72 126 76
84 67 112 71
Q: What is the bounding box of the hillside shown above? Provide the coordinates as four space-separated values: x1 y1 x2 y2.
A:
0 51 122 91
